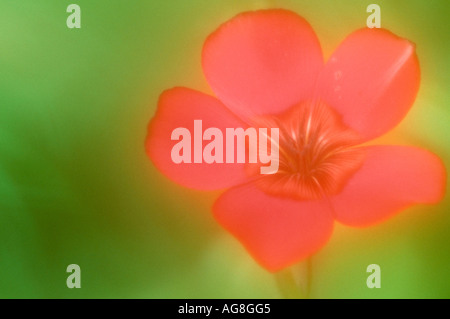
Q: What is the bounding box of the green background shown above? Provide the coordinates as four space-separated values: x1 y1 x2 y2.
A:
0 0 449 298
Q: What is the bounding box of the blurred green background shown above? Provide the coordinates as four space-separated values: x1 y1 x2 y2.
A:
0 0 448 298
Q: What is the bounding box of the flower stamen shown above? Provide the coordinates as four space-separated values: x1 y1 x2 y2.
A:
253 100 366 200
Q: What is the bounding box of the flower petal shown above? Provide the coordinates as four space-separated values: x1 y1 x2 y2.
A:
332 145 446 227
319 28 420 140
145 87 249 190
202 9 323 121
213 182 334 271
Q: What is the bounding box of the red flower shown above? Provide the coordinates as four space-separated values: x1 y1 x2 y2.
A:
145 9 446 271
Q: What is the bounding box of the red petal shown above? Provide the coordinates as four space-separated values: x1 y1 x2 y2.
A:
145 87 249 190
332 146 446 227
202 9 323 121
213 183 334 271
319 29 420 140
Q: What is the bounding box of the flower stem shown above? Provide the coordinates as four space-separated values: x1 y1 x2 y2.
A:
275 258 313 299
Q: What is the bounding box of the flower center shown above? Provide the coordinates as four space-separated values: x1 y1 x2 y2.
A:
253 100 366 200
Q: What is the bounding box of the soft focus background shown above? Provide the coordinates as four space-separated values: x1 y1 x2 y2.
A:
0 0 448 298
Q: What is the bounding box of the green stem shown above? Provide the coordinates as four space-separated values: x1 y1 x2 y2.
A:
275 258 313 299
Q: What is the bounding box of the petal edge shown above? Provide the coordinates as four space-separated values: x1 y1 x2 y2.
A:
332 145 446 227
319 28 421 140
202 9 323 121
145 87 249 190
213 182 334 271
